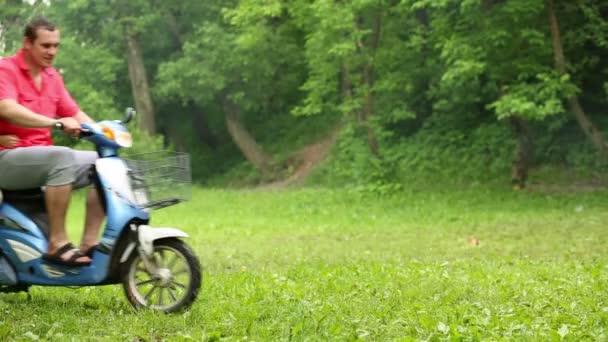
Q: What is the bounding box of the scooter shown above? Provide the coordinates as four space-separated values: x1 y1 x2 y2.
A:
0 108 201 312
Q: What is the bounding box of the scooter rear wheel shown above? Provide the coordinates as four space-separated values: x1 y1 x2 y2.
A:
122 238 201 312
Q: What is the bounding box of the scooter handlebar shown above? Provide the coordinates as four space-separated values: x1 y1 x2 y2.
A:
79 127 94 137
53 121 94 138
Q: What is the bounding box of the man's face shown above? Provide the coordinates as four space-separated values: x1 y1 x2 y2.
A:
24 28 60 69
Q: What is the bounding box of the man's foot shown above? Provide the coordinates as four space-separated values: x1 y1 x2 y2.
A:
43 243 91 267
80 244 98 258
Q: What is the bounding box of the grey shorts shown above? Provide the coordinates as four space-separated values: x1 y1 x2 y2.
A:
0 146 97 190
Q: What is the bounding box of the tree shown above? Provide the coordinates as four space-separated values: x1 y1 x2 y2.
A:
547 0 608 158
51 0 160 134
39 0 608 185
157 1 310 179
0 0 47 56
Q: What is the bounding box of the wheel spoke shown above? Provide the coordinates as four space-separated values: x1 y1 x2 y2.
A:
170 280 187 289
167 255 180 269
167 287 179 302
136 278 156 287
158 287 164 306
144 285 158 302
158 250 166 266
173 267 189 276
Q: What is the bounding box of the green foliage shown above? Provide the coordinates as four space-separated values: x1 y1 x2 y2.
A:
30 0 608 186
317 125 385 186
396 122 515 183
489 73 578 120
157 5 306 114
0 0 49 55
155 23 234 105
54 37 124 121
123 126 166 156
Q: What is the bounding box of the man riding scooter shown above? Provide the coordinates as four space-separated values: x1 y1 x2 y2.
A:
0 16 103 267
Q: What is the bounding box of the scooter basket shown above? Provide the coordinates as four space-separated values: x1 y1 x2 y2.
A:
123 151 191 210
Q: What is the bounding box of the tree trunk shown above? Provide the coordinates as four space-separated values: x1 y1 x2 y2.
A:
340 62 354 117
0 23 6 59
125 32 156 135
340 62 353 101
0 4 23 56
222 98 275 175
509 116 533 190
0 23 5 56
165 11 184 50
355 11 383 156
361 64 380 156
547 0 608 158
192 106 219 149
167 124 185 152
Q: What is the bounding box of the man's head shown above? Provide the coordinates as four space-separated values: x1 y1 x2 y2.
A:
22 16 60 69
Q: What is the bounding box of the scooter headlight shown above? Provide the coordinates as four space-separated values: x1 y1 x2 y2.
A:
100 125 133 148
101 126 115 140
115 131 133 148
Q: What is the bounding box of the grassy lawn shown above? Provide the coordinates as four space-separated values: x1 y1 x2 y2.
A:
1 186 607 341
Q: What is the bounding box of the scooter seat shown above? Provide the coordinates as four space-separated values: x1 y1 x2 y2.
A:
0 188 49 236
0 188 44 201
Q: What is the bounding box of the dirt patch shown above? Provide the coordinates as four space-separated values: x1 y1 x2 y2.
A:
524 174 608 193
525 182 608 193
258 128 340 189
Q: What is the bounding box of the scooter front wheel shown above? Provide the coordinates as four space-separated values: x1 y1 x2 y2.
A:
122 238 201 312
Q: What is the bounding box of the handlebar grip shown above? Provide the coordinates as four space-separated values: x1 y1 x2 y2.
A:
79 127 94 137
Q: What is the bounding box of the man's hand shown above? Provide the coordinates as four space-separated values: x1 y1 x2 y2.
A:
57 117 81 136
0 135 18 147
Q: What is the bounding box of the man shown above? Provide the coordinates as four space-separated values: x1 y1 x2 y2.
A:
0 17 103 267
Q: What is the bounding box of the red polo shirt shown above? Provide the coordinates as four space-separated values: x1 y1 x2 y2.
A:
0 49 80 149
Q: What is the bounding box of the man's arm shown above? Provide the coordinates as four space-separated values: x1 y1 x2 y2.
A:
73 110 95 124
0 67 55 127
0 99 58 128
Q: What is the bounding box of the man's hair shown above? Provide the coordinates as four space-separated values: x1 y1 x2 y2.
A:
23 16 56 42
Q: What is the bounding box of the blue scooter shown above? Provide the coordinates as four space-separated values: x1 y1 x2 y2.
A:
0 108 201 312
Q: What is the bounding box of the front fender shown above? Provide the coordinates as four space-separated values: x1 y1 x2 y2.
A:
119 224 189 263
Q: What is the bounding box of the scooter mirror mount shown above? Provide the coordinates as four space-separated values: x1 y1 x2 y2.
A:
123 107 136 124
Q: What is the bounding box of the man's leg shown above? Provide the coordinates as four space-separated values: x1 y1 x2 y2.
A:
45 184 90 263
0 147 90 263
79 187 104 252
71 151 103 253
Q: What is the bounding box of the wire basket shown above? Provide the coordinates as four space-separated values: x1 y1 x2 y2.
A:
123 151 192 210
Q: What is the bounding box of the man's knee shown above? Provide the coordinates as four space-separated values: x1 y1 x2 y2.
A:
72 150 98 189
46 147 74 162
46 147 78 187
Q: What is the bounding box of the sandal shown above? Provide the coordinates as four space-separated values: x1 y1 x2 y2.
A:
81 244 98 258
43 243 91 267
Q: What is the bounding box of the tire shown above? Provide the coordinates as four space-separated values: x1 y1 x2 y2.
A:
122 238 201 313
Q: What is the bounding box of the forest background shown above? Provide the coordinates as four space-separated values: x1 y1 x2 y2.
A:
1 0 607 191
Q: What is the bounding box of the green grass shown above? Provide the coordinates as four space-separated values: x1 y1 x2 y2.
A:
1 186 607 341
